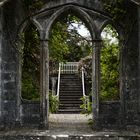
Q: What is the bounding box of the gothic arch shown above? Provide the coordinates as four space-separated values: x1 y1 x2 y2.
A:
16 19 43 126
99 19 121 38
44 5 98 40
18 19 43 38
37 4 102 129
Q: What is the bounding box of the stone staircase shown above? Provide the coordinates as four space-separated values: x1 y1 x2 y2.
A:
58 74 83 113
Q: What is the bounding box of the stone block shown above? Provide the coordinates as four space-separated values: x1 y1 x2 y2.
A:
4 82 16 90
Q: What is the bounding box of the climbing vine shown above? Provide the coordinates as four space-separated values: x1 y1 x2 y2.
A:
103 0 127 21
22 0 44 15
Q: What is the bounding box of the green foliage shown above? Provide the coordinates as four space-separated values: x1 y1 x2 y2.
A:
21 14 92 100
20 1 120 104
21 23 40 100
100 25 120 101
100 41 119 101
49 92 59 113
22 0 44 14
49 21 69 63
22 73 40 101
103 0 127 21
80 96 92 115
79 25 120 102
49 14 92 63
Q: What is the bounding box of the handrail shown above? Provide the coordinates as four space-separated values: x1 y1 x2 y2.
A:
81 66 90 111
81 67 86 97
56 63 61 99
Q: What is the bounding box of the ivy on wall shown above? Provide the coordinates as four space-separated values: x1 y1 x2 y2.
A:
102 0 127 21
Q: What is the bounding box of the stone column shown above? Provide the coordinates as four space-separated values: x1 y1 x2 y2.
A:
0 7 2 127
138 7 140 113
40 39 49 129
92 39 101 129
51 77 57 95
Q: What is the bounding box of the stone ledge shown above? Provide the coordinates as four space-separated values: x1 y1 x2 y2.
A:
0 130 138 140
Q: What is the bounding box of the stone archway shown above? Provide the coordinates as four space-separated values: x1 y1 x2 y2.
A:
33 4 105 129
15 1 125 130
0 0 139 132
17 20 45 127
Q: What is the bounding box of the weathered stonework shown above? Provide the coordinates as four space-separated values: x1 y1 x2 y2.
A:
0 0 139 132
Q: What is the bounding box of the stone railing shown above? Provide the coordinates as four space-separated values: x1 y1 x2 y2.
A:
59 62 79 74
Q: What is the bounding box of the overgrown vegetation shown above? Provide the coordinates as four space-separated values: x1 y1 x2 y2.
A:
80 96 92 115
103 0 127 21
21 1 121 113
21 23 40 101
80 25 119 115
49 92 59 113
100 26 120 101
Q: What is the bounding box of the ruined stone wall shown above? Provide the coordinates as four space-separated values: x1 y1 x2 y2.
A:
120 3 140 128
0 6 3 129
0 0 140 130
42 0 103 12
0 0 25 128
21 101 40 127
138 7 140 126
99 102 121 129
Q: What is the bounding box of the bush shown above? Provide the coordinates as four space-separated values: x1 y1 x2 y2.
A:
80 96 92 115
49 92 59 113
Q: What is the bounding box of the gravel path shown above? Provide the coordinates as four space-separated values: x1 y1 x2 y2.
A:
49 114 93 135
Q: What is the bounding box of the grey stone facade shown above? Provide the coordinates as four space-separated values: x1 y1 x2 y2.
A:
0 0 139 131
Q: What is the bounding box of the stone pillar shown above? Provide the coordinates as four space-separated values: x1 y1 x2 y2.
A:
138 7 140 113
92 39 101 129
0 7 2 127
40 39 49 129
51 77 57 95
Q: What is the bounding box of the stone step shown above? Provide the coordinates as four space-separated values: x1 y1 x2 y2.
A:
59 96 82 100
59 104 81 109
60 88 82 91
59 91 82 96
60 84 82 87
0 132 138 140
59 91 82 94
60 81 82 86
59 95 82 98
60 101 82 104
60 77 81 80
58 74 83 113
60 98 82 101
60 74 79 78
57 109 82 114
60 80 81 82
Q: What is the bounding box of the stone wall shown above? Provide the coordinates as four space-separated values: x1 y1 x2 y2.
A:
0 0 25 128
21 101 40 127
0 0 140 130
99 101 121 129
42 0 104 12
121 3 140 127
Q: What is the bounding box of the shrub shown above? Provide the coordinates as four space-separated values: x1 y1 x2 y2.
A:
49 92 59 113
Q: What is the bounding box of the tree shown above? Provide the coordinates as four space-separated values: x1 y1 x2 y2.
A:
21 13 92 100
100 25 120 101
79 25 120 101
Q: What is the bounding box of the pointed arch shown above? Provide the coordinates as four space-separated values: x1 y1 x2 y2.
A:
44 5 98 40
18 18 43 38
99 19 121 38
